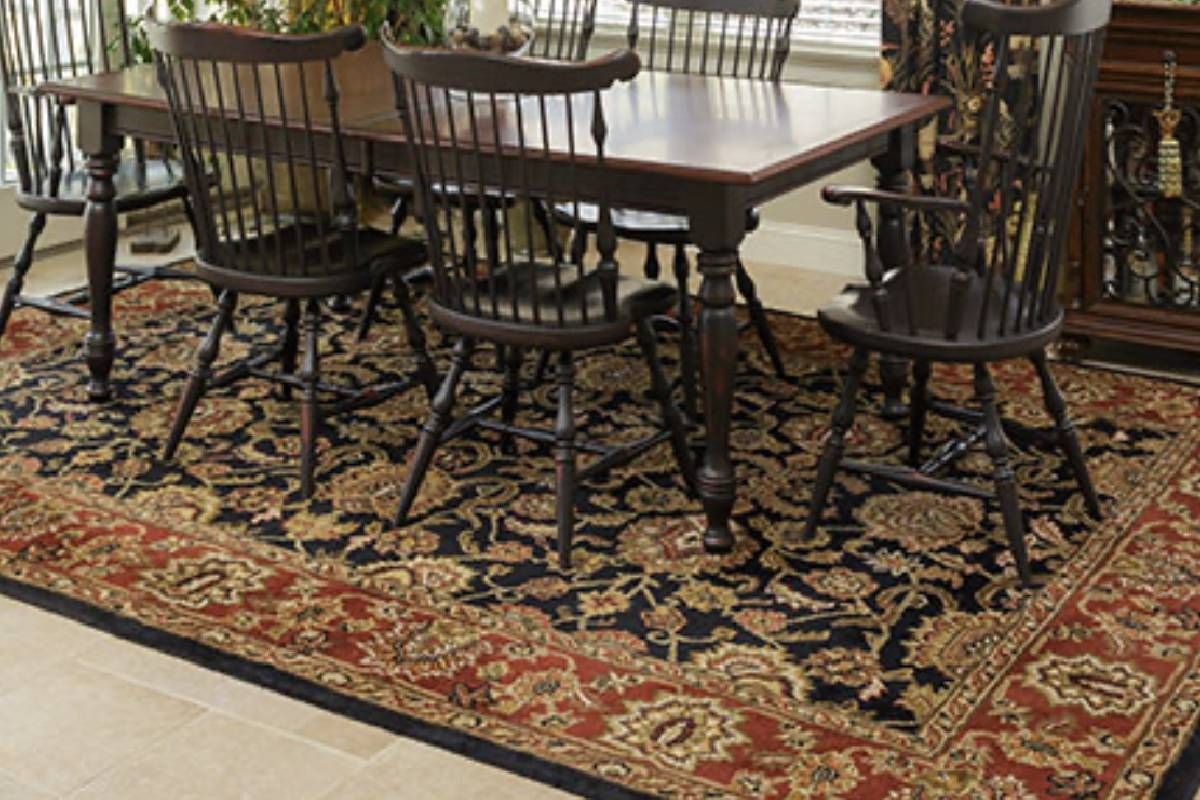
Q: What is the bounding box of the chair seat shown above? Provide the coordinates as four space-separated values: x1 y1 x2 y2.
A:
16 158 189 216
553 203 761 244
197 225 428 299
373 174 514 208
429 263 677 349
818 264 1063 363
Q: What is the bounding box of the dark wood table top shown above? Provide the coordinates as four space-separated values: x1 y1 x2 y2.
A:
41 46 948 187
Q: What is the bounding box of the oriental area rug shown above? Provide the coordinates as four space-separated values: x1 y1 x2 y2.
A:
0 279 1198 799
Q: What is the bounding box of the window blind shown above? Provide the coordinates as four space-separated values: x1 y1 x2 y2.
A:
593 0 881 47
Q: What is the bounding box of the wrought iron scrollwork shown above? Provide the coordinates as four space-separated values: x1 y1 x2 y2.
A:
1102 52 1200 309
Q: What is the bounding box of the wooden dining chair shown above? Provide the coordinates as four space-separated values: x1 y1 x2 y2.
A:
358 0 601 342
147 21 436 498
0 0 195 342
552 0 799 419
382 43 695 567
803 0 1111 586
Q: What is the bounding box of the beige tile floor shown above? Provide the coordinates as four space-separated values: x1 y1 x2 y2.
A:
0 230 848 800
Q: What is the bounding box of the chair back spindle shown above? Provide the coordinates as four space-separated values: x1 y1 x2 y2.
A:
147 22 367 284
529 0 598 62
382 44 640 338
627 0 797 81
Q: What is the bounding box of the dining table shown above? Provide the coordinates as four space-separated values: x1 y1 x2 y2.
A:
40 43 948 555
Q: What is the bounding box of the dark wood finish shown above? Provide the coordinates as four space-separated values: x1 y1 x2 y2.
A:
363 2 600 340
1064 2 1200 353
382 45 695 566
42 43 945 555
148 22 434 498
555 0 802 421
805 0 1111 587
0 0 192 353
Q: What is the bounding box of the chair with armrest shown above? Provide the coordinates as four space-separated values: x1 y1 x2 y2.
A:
147 21 436 498
382 43 696 567
803 0 1111 587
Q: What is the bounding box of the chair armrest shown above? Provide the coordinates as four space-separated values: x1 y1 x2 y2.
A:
821 185 970 215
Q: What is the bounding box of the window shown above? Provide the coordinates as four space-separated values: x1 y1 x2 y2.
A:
593 0 881 49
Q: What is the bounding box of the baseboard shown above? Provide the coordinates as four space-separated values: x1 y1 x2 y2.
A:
742 220 862 278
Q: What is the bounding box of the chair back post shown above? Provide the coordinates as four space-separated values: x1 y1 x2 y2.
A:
381 42 639 335
887 0 1110 346
626 0 798 81
147 21 366 283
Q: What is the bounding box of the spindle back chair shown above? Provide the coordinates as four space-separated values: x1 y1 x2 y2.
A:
805 0 1111 587
360 0 601 343
627 0 797 80
552 0 801 418
383 43 695 566
0 0 192 340
148 21 434 498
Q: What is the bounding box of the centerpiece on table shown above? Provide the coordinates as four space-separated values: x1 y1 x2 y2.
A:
442 0 536 55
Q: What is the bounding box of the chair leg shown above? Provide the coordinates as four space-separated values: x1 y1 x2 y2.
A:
637 318 696 494
802 348 869 540
674 243 699 421
643 242 661 280
533 349 552 386
163 290 237 460
569 225 587 266
500 346 523 454
298 299 321 499
356 273 387 342
554 351 577 568
389 194 409 236
976 363 1032 587
909 359 931 468
396 337 475 525
275 299 301 401
0 213 47 341
734 260 785 378
1031 349 1102 519
393 276 439 402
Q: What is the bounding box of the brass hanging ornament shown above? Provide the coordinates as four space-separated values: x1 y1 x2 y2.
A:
1155 50 1184 199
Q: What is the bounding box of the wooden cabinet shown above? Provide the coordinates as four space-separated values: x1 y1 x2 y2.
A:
1065 1 1200 352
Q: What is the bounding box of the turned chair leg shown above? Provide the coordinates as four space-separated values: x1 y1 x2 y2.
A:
393 276 439 402
909 359 931 468
357 273 387 342
554 351 577 568
1030 350 1102 519
0 213 47 341
396 337 475 525
643 242 660 280
275 299 301 401
802 348 869 540
976 363 1032 587
298 299 322 499
734 260 785 378
164 289 237 460
500 347 523 454
637 318 696 494
389 194 409 236
533 349 552 386
674 243 699 421
569 225 587 266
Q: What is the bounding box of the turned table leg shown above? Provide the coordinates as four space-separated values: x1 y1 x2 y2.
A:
80 102 121 403
873 126 916 420
696 248 738 553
